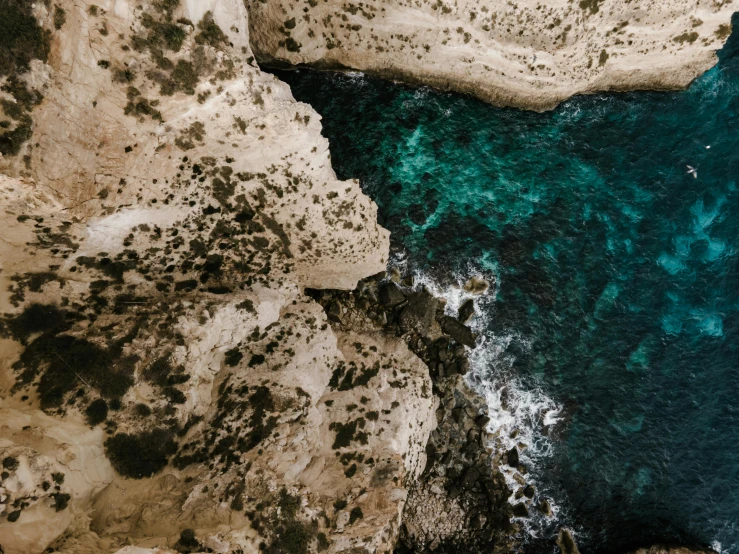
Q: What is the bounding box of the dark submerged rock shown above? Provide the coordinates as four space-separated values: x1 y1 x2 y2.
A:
506 447 519 467
441 315 477 347
556 528 580 554
378 281 406 308
398 289 438 335
458 298 475 323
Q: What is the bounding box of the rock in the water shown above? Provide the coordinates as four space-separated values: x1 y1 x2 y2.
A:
538 498 553 517
523 484 535 498
458 298 475 323
379 281 406 308
399 290 439 335
557 528 580 554
463 276 490 294
440 316 477 347
506 447 519 467
511 503 529 518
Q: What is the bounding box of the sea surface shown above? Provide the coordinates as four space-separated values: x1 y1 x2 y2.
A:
271 16 739 554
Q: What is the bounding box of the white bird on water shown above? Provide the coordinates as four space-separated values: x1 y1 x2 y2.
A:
687 165 698 178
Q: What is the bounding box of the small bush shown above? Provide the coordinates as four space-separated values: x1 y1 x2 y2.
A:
134 403 152 417
53 6 66 30
348 506 363 524
0 0 51 76
85 398 108 425
161 23 187 51
113 67 137 83
224 348 243 367
3 456 19 470
51 492 70 511
104 428 177 478
195 12 226 46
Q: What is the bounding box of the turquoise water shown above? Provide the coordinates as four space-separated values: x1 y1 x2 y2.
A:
272 16 739 553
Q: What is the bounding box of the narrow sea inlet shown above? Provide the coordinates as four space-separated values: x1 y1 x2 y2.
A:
272 15 739 554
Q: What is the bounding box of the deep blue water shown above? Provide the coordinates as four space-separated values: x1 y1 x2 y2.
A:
272 15 739 553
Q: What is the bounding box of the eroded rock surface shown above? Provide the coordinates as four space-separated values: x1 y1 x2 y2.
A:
247 0 739 110
0 0 442 552
0 0 731 552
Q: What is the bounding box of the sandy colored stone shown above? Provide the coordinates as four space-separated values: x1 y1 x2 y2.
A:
247 0 739 110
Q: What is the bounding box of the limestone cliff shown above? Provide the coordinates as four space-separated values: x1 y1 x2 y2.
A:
0 0 732 553
246 0 739 110
0 0 439 552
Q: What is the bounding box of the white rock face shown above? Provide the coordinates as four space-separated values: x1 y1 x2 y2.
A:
0 399 114 554
247 0 739 110
0 0 436 551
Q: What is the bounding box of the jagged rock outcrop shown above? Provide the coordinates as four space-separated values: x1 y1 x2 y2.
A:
247 0 739 110
308 277 531 553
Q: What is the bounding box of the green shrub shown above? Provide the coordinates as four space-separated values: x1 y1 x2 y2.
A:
85 398 108 425
195 12 226 46
53 6 66 30
104 428 176 478
0 0 50 76
348 506 363 524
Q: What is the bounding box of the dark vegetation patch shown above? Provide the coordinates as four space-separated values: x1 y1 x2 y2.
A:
174 528 203 553
224 347 243 367
329 418 369 449
85 398 108 425
175 121 205 150
7 272 65 306
53 5 66 30
142 354 189 402
248 489 318 554
195 12 226 47
3 456 19 470
0 303 68 344
134 403 152 417
0 0 50 155
5 308 141 409
174 383 278 469
105 428 177 478
51 492 70 511
348 506 363 524
124 86 163 121
578 0 603 14
328 361 380 391
673 31 699 44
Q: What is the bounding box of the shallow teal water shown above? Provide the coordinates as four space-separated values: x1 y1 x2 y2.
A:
273 17 739 553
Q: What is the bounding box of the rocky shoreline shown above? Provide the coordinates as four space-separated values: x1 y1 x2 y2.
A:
0 0 732 552
308 273 542 553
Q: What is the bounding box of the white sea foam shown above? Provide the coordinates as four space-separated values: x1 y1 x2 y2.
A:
388 255 565 540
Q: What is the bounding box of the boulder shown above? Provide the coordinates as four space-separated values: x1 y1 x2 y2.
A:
506 447 519 467
441 316 477 347
399 290 439 335
511 503 529 518
557 528 580 554
538 498 553 517
379 282 407 308
463 276 490 294
458 298 475 323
